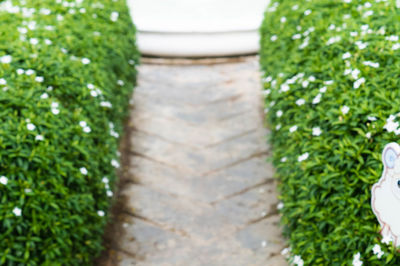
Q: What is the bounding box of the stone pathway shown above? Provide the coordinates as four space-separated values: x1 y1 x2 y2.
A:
99 57 286 266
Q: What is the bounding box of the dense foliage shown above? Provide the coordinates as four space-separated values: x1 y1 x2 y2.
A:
260 0 400 265
0 0 138 264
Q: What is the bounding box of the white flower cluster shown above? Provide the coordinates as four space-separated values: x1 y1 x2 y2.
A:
102 177 113 197
372 244 384 259
383 114 400 134
352 252 363 266
293 255 304 266
87 83 102 98
0 55 11 64
109 122 119 138
79 121 91 133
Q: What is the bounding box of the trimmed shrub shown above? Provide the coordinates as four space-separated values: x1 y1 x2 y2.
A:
0 0 138 264
260 0 400 265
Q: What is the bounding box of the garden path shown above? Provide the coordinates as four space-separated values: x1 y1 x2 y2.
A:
98 56 286 266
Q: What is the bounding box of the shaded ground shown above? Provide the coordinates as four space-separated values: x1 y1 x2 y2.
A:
96 57 286 266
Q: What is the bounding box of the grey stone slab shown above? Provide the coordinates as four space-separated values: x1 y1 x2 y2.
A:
126 155 275 204
235 215 286 263
213 183 280 226
130 129 269 175
121 184 237 239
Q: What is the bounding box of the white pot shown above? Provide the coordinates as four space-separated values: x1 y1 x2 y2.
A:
127 0 270 57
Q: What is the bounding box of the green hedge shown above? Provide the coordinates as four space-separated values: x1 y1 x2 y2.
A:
0 0 138 264
260 0 400 265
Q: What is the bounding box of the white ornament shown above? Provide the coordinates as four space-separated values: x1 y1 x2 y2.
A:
372 143 400 246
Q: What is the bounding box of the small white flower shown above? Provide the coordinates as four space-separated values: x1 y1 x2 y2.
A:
312 127 322 136
30 38 39 45
302 80 309 88
87 84 95 90
341 105 350 115
280 157 287 162
51 108 60 115
344 0 351 3
117 80 124 86
363 61 379 68
102 177 109 184
304 9 311 16
0 55 12 64
80 167 88 175
25 69 35 76
312 94 322 104
111 159 120 168
35 135 44 141
353 77 365 89
277 202 284 209
83 126 91 133
292 4 299 10
100 101 112 108
384 120 399 133
289 125 298 133
40 8 51 15
363 10 373 17
280 17 287 23
350 31 358 37
0 176 8 185
281 248 290 255
45 39 52 45
351 69 360 79
352 252 363 266
367 116 377 121
90 90 98 97
293 255 304 266
372 244 384 259
386 35 399 42
280 84 290 92
392 43 400 50
270 35 278 42
35 76 44 83
381 234 393 244
0 78 6 85
326 36 341 45
275 124 281 130
40 93 49 99
296 99 305 106
107 190 113 197
110 11 119 22
27 123 36 131
298 152 309 162
366 132 371 139
79 121 87 127
276 110 283 117
355 41 368 49
17 69 25 75
262 89 271 96
320 86 327 93
292 34 302 40
324 80 334 85
97 210 105 216
342 52 351 59
81 58 91 64
13 207 22 216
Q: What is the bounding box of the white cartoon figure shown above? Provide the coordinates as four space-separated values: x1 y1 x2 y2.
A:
372 142 400 246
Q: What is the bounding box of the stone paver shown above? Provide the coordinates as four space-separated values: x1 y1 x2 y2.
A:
99 57 287 265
